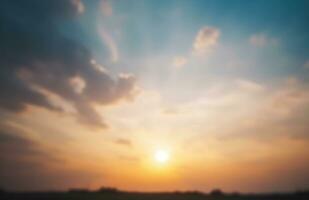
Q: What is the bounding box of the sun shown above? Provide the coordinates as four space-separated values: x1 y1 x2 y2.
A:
154 149 170 164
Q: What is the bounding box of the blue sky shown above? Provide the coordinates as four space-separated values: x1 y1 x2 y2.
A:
73 0 309 90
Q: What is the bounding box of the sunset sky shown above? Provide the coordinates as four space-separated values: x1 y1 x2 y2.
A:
1 0 309 193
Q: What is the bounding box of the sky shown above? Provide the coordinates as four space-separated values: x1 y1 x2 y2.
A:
0 0 309 193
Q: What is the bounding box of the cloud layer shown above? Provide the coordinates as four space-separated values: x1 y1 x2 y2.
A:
0 0 137 129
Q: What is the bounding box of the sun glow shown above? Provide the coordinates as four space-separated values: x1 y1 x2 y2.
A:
154 149 170 164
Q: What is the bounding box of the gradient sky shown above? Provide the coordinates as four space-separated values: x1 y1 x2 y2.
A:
1 0 309 193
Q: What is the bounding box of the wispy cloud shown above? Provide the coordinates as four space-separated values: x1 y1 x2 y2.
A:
249 33 278 47
170 26 220 69
115 138 133 147
98 25 119 63
172 56 187 68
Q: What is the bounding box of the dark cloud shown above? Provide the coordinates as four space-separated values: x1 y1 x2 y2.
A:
0 131 46 158
0 125 102 191
0 0 137 129
0 127 57 190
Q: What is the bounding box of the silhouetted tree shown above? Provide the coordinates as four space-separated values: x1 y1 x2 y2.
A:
68 188 90 193
97 186 119 194
210 188 224 196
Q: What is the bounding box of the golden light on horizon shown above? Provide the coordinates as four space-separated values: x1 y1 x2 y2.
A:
154 149 170 164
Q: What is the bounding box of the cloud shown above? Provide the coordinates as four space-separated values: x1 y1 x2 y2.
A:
159 76 309 145
220 78 309 143
249 33 278 47
69 76 86 94
170 26 220 69
114 138 133 147
0 0 137 129
172 56 187 68
193 26 220 55
190 78 309 141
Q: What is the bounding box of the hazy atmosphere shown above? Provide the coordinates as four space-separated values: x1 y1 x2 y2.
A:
1 0 309 194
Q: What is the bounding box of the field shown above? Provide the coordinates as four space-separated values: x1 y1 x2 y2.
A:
1 191 308 200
